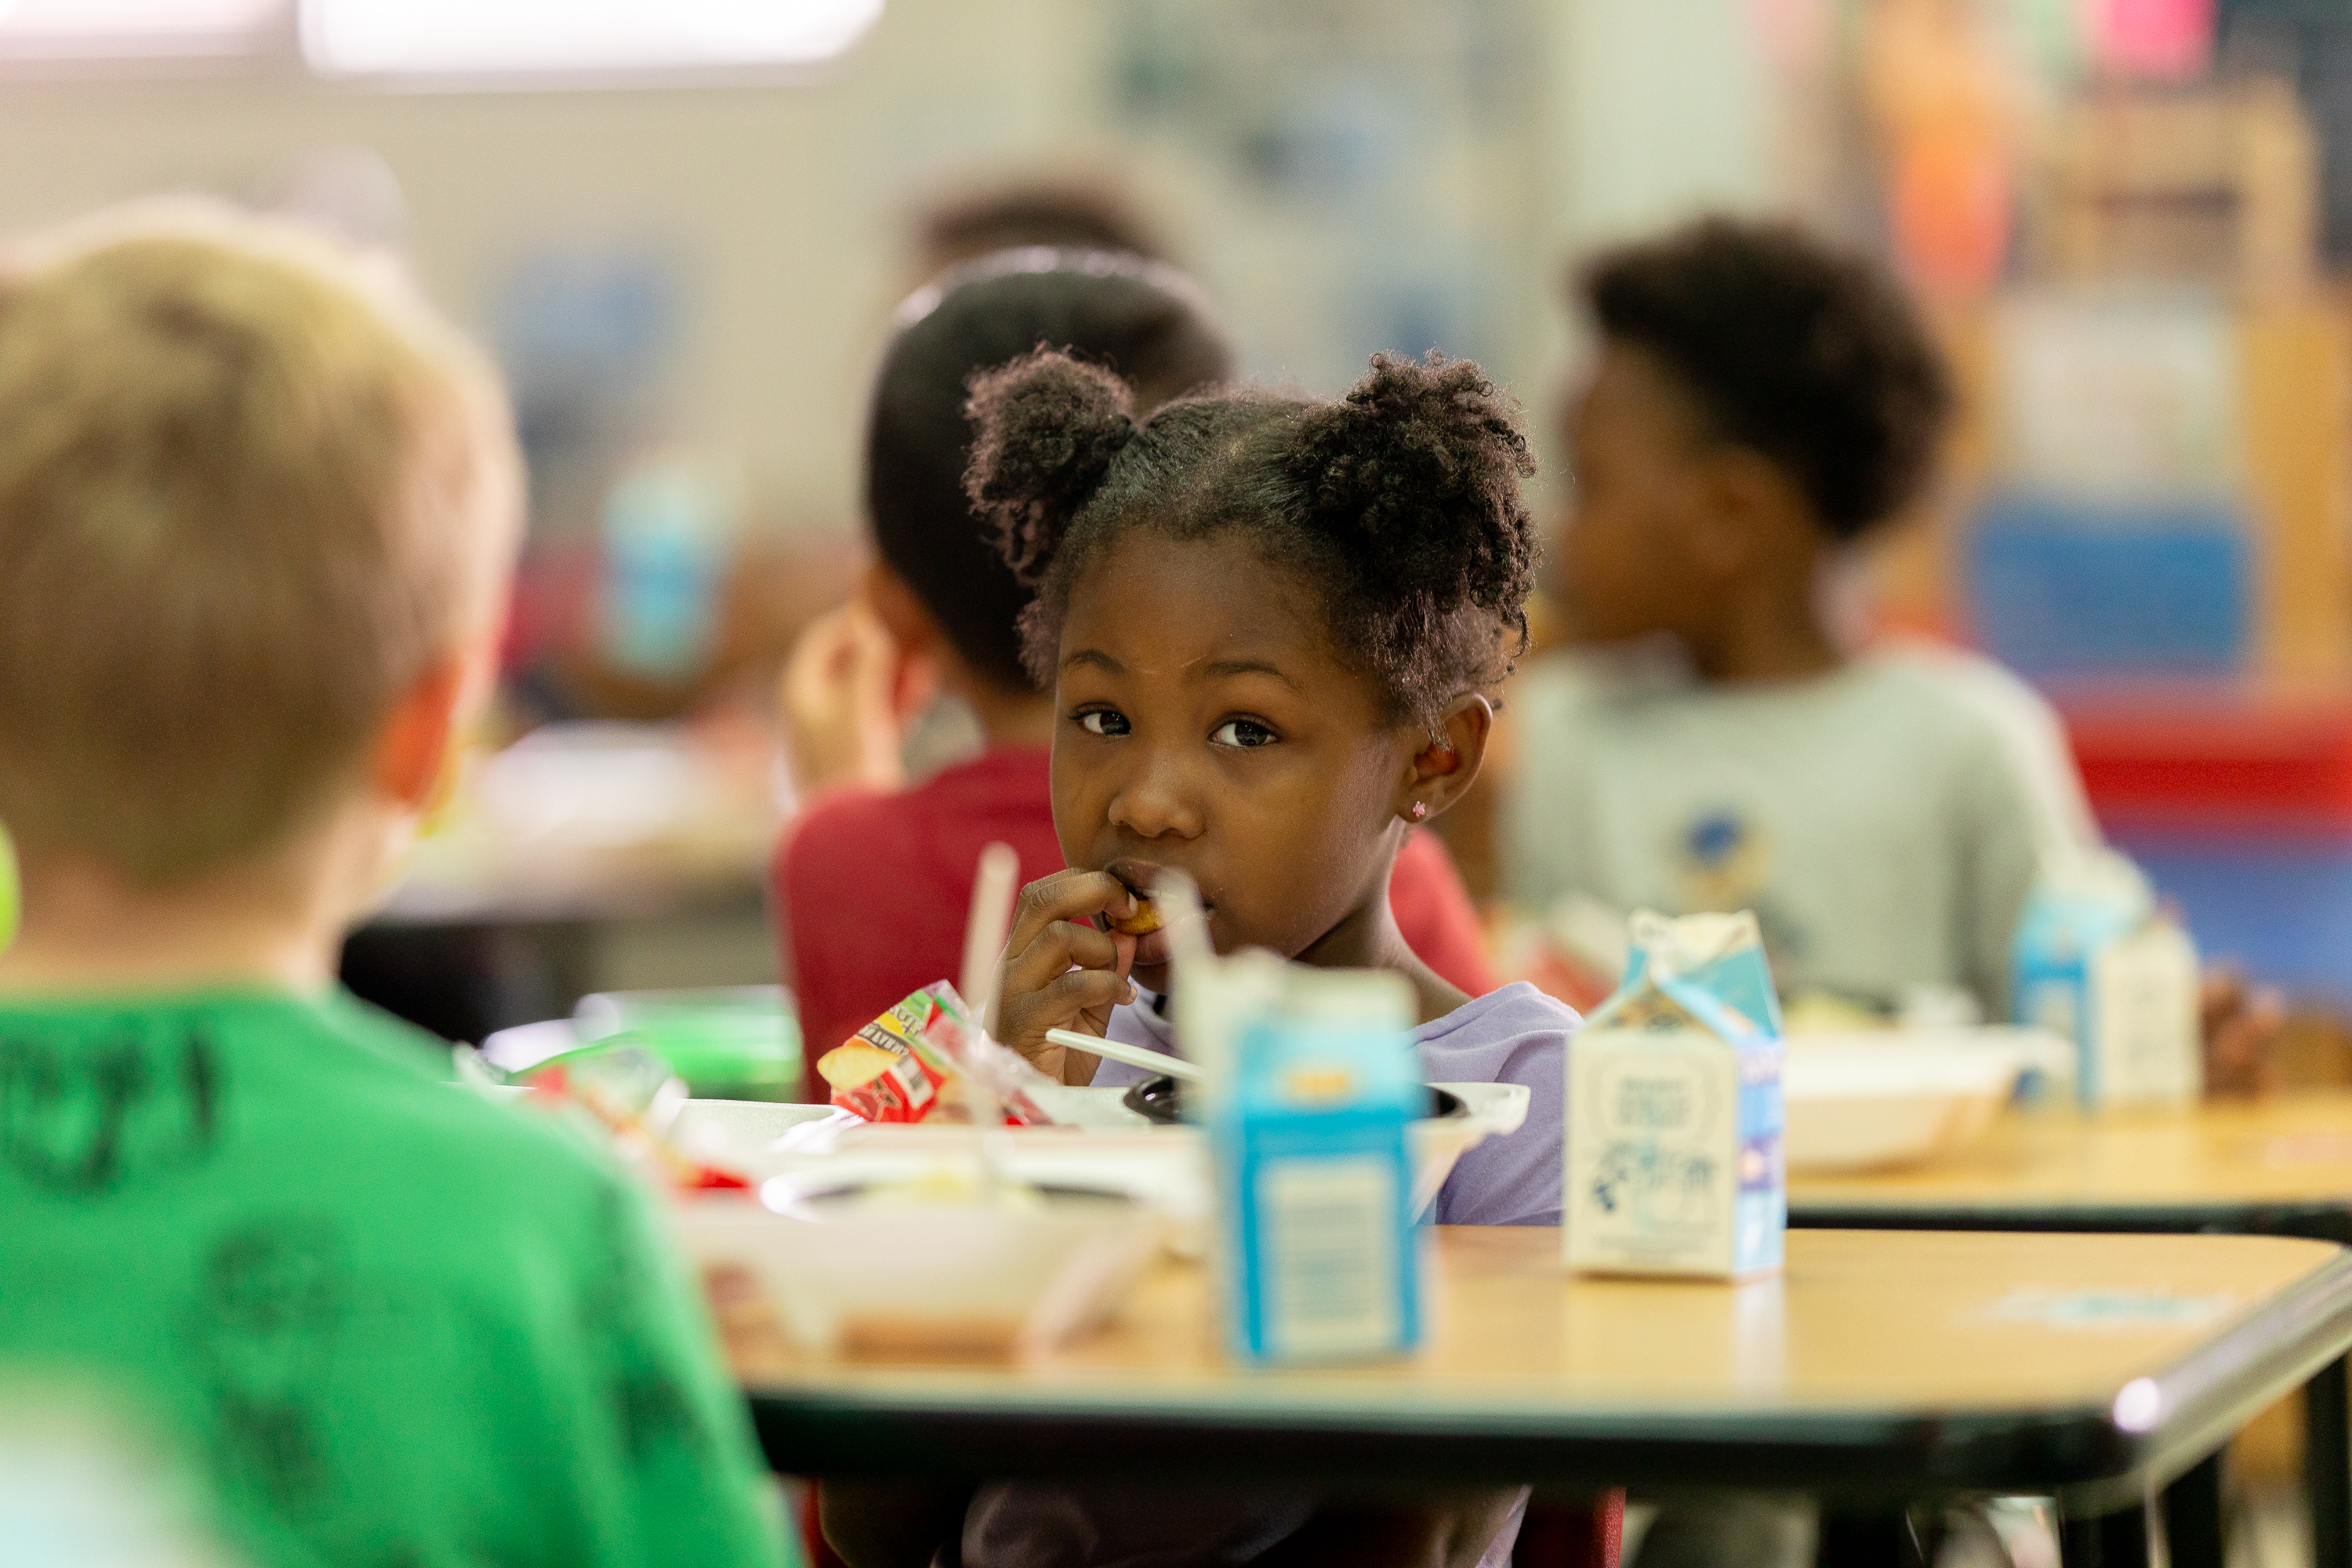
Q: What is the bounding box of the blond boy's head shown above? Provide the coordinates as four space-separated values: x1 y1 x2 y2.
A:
0 203 520 886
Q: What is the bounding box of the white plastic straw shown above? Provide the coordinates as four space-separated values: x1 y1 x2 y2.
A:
1151 867 1214 985
959 840 1021 1037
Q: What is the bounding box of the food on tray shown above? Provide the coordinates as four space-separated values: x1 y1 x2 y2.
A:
816 1040 902 1091
1107 894 1162 937
853 1164 1044 1212
1780 989 1893 1035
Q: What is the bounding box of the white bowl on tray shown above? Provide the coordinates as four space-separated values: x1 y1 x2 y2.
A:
1781 1028 2060 1173
1413 1081 1529 1215
669 1079 1526 1245
670 1168 1166 1359
671 1097 845 1156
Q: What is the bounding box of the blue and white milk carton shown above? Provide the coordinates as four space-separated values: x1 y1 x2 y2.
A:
2013 850 2201 1109
1565 911 1785 1280
1210 967 1425 1364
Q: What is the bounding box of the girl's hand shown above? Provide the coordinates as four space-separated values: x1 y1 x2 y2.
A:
995 869 1141 1085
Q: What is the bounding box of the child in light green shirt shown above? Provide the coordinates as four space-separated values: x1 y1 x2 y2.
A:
1504 219 2281 1091
0 205 789 1568
1502 216 2086 1022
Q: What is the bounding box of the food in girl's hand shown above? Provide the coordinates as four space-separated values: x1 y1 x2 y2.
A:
1107 895 1163 937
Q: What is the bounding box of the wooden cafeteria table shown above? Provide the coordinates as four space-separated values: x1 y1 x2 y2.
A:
740 1227 2352 1568
1791 1091 2352 1568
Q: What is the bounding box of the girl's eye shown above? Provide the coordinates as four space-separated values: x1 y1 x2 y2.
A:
1077 709 1130 738
1210 718 1279 750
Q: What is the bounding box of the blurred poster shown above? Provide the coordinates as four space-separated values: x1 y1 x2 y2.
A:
1105 0 1542 393
1994 291 2241 497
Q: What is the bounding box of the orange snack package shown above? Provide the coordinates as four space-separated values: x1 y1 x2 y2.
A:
815 982 1063 1126
816 985 967 1123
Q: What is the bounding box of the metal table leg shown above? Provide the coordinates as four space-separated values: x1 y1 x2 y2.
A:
2309 1355 2351 1568
2159 1451 2224 1568
2060 1495 2151 1568
1815 1509 1927 1568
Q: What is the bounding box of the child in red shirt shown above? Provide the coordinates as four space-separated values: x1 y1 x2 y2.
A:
775 250 1496 1083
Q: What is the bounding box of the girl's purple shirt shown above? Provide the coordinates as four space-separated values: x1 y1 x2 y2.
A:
964 983 1571 1568
1087 979 1574 1228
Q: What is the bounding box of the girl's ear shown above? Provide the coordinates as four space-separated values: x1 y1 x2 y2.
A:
1398 693 1494 825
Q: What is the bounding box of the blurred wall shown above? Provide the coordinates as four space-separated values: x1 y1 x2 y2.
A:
1552 0 1775 249
0 0 1105 535
0 0 1783 534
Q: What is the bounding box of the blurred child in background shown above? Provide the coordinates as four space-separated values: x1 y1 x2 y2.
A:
773 250 1227 1075
917 179 1172 274
1501 216 2276 1088
1507 216 2057 1016
0 206 789 1568
775 249 1497 1081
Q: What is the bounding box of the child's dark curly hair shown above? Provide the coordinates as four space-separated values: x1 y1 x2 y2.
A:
1579 216 1952 541
962 349 1538 732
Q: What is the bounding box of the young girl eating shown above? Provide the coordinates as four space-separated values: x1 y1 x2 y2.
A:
962 347 1570 1567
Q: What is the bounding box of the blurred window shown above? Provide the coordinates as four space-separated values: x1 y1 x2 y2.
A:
299 0 884 79
0 0 281 58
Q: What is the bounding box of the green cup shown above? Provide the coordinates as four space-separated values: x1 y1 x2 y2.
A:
572 986 804 1102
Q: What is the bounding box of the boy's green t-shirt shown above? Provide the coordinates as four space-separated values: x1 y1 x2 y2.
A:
0 988 793 1568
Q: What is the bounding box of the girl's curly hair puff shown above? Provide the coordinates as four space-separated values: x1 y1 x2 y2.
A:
962 349 1538 732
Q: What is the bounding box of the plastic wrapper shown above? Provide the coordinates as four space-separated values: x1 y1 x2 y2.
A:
816 981 1062 1126
510 1044 750 1191
819 987 961 1122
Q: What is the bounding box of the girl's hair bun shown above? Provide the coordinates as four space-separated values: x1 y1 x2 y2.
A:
964 345 1139 586
1289 351 1537 621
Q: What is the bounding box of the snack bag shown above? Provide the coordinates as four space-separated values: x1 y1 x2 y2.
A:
511 1043 750 1191
818 982 1067 1126
945 1020 1064 1127
818 985 967 1123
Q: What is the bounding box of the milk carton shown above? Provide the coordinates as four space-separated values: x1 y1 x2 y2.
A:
1210 967 1425 1364
2013 851 2201 1109
1565 911 1785 1280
